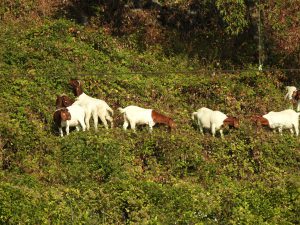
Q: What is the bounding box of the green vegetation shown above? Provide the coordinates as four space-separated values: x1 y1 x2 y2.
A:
0 1 299 224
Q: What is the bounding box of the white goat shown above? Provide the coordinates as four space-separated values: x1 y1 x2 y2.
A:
118 105 176 132
57 94 96 131
285 86 297 100
70 80 114 130
53 105 86 137
255 109 300 136
75 93 114 130
192 107 239 138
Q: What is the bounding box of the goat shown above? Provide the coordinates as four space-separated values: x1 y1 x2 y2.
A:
69 79 114 130
54 95 86 136
57 93 98 131
292 90 300 112
251 109 300 136
192 107 239 138
285 86 297 100
118 105 176 132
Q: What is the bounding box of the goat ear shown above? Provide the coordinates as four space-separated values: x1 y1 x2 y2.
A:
59 109 64 117
74 80 82 87
77 80 84 87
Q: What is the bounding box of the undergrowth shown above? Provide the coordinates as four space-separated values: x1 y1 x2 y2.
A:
0 19 299 224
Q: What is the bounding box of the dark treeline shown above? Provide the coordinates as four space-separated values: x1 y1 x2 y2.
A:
0 0 299 68
61 0 299 69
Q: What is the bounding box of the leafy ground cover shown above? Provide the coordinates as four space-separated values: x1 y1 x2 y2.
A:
0 19 299 224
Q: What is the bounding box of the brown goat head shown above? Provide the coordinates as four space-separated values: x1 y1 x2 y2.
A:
251 115 269 126
60 108 71 121
69 79 83 96
69 79 81 87
151 110 176 130
56 95 74 108
223 116 239 128
61 95 74 107
53 108 71 127
168 118 177 130
292 90 300 101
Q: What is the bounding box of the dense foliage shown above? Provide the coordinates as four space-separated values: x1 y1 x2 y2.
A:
0 19 299 224
1 0 299 68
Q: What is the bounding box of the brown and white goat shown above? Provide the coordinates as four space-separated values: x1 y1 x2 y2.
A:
118 105 176 132
192 107 239 138
69 79 114 130
285 86 297 100
251 109 300 136
54 95 86 137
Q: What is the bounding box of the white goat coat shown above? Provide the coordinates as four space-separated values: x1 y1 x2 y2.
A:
263 109 300 136
193 107 213 128
118 106 155 132
192 107 228 138
285 86 297 100
58 105 86 137
75 93 113 130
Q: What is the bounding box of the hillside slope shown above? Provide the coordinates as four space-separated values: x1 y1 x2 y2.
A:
0 19 299 224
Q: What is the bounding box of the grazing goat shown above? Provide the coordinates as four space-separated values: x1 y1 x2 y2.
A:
252 109 300 136
192 107 239 138
69 79 114 130
118 105 176 132
54 95 86 136
57 93 98 131
285 86 297 100
292 90 300 112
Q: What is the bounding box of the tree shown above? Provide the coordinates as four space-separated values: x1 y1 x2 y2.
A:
263 0 300 67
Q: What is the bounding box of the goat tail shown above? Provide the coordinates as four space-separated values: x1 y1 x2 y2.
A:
191 112 197 121
284 93 289 100
107 106 114 116
118 107 125 114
